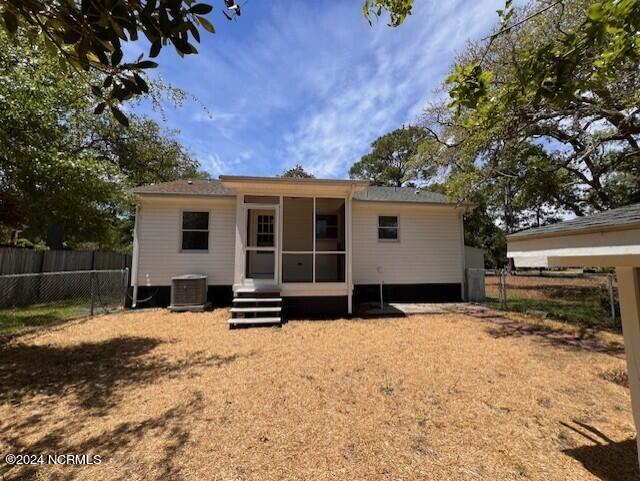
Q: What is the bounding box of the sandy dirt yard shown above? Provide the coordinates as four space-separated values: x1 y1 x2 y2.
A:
0 308 636 481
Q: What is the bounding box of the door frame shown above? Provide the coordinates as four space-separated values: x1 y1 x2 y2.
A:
241 203 280 286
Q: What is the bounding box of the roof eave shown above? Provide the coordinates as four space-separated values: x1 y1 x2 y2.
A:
131 191 234 198
507 222 640 241
353 198 472 208
220 175 369 189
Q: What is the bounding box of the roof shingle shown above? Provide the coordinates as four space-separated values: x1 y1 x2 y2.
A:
353 186 452 204
131 179 234 196
131 179 454 205
509 203 640 239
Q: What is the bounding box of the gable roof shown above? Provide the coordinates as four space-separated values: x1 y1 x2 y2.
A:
354 186 452 204
131 179 454 205
508 203 640 240
131 179 234 197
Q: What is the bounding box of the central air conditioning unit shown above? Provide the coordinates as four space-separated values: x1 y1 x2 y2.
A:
169 274 211 312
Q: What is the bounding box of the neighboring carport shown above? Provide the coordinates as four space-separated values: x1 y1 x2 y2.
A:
507 202 640 467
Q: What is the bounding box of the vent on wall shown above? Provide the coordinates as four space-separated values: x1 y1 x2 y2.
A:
169 274 210 311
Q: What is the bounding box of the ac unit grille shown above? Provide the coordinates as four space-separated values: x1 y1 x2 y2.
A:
171 276 207 306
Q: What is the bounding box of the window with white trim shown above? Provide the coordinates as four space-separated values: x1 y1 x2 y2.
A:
181 211 209 250
378 216 399 241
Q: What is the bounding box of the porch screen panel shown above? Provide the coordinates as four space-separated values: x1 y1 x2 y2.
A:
315 198 345 251
282 254 313 282
315 254 345 282
283 197 313 251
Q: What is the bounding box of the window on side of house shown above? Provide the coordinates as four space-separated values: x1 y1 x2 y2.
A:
181 211 209 250
378 216 399 241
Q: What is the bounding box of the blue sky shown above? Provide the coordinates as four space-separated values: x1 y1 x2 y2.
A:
131 0 506 179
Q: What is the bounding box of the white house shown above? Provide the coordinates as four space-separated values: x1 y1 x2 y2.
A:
130 176 469 322
507 202 640 467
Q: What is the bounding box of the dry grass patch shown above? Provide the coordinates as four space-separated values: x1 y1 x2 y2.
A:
0 308 636 480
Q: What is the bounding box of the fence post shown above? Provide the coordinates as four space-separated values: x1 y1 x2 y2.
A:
608 273 616 322
500 268 508 310
90 271 95 316
122 267 129 308
504 270 508 309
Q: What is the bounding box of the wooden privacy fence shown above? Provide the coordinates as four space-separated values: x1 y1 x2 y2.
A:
0 248 131 275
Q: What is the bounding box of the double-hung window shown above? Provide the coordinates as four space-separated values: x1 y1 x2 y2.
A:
378 216 399 241
181 211 209 251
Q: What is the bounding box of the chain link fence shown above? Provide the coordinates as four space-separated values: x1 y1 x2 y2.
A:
0 269 129 316
485 271 621 330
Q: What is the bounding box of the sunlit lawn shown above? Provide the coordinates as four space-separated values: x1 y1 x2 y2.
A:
483 296 615 329
0 302 90 335
485 274 619 330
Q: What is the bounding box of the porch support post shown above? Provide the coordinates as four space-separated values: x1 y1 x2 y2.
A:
616 266 640 468
347 188 354 315
233 194 244 289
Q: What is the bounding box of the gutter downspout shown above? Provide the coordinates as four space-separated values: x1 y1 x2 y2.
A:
131 204 141 308
347 185 354 315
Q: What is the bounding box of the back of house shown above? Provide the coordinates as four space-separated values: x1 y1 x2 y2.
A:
130 176 468 321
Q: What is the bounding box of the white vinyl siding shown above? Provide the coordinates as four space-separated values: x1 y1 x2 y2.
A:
135 197 235 286
352 201 463 284
133 194 464 289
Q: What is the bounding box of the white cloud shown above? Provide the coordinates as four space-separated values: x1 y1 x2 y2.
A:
134 0 506 179
277 0 506 178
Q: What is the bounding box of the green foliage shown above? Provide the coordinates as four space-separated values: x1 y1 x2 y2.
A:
350 126 434 187
0 30 206 250
421 0 639 220
496 0 515 26
462 203 507 269
0 0 235 124
281 164 315 179
363 0 414 27
448 0 640 110
446 63 492 112
485 143 570 232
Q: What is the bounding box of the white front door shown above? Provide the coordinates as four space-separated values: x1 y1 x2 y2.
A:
243 205 278 285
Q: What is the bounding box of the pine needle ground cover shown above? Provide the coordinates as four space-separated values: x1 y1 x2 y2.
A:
0 308 636 480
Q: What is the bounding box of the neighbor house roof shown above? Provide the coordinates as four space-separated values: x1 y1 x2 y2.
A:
353 186 453 205
508 203 640 240
131 178 455 205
